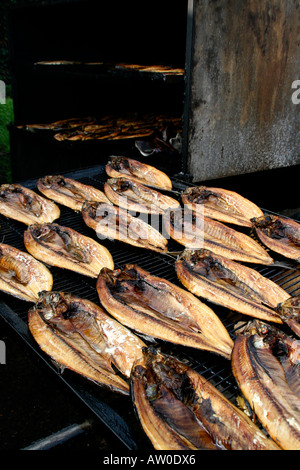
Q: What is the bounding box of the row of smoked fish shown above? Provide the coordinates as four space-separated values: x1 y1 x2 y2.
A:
0 156 300 450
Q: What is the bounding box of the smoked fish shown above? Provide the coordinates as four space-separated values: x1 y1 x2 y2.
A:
28 291 146 394
105 156 173 190
24 223 114 278
104 178 180 214
81 201 168 253
0 243 53 302
96 264 234 359
232 320 300 450
0 183 60 225
164 208 273 264
131 347 280 450
175 249 290 323
276 296 300 337
252 214 300 261
181 186 264 227
37 175 110 211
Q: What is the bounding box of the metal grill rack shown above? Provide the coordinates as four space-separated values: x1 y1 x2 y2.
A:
1 164 300 450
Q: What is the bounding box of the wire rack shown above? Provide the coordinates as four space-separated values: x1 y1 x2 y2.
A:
1 164 299 449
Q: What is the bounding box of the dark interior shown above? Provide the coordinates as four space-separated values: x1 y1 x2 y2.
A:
7 0 188 180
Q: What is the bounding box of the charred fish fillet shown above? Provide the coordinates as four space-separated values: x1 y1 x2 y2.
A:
81 201 168 253
104 178 180 214
276 296 300 337
182 186 264 227
24 223 114 278
37 175 110 211
0 243 53 302
28 291 146 394
252 214 300 261
131 347 280 450
0 184 60 225
96 264 233 359
175 249 289 323
105 156 173 190
164 208 273 264
232 320 300 450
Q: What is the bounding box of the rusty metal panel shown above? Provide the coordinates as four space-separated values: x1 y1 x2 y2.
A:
185 0 300 182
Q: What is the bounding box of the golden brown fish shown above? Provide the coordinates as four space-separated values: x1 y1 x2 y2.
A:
276 296 300 337
164 207 273 264
0 243 53 302
37 175 110 211
24 223 114 278
28 291 146 395
175 249 289 324
96 264 233 359
131 347 280 450
104 178 180 214
105 156 173 190
181 186 264 227
252 214 300 261
0 183 60 225
232 320 300 450
81 201 168 253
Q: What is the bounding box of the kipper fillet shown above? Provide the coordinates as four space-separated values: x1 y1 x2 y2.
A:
81 201 168 253
28 291 146 394
37 175 110 211
96 264 233 359
181 186 264 227
252 214 300 261
175 249 289 323
104 178 180 214
0 183 60 225
24 223 114 278
105 156 173 190
232 320 300 450
131 347 280 450
164 208 273 264
0 243 53 302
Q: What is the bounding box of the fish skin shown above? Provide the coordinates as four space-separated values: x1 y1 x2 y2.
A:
0 243 53 302
131 347 280 450
104 178 180 214
37 175 110 211
182 186 264 227
164 208 274 264
28 291 146 395
232 320 300 450
276 296 300 337
96 264 234 359
0 183 60 225
175 249 289 323
81 201 168 253
252 214 300 261
24 223 114 278
105 156 173 190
